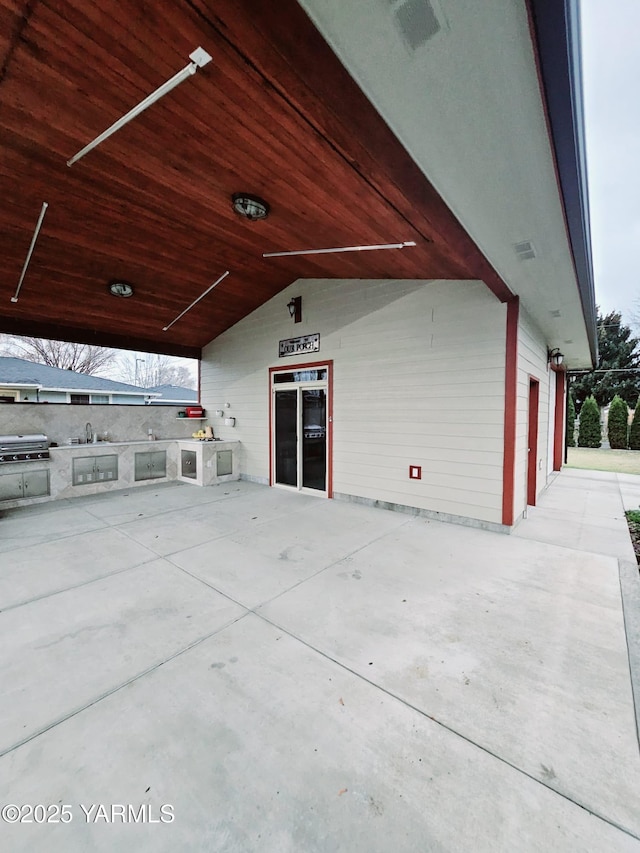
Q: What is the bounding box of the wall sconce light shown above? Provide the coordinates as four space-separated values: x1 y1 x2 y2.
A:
287 296 302 323
548 348 564 367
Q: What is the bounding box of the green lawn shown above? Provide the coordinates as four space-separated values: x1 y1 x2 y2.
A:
566 447 640 475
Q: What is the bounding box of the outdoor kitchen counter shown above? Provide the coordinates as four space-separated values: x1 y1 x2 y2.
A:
0 439 240 509
45 440 179 503
176 439 240 487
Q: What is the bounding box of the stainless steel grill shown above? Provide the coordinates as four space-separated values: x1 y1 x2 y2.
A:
0 434 50 464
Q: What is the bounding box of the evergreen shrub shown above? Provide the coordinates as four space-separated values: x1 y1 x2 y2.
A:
577 395 601 448
630 398 640 451
567 394 576 448
607 395 629 449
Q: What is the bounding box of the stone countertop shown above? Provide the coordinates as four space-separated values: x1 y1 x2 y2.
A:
50 439 177 450
49 439 240 451
176 439 239 445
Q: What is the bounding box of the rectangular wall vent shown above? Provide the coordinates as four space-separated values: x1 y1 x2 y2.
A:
394 0 441 51
514 240 536 261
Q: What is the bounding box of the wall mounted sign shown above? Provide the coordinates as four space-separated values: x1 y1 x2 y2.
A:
279 333 320 358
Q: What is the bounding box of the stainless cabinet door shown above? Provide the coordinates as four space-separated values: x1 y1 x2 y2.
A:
181 450 197 479
22 469 49 498
95 454 118 481
72 457 96 485
135 451 166 480
216 450 233 477
134 452 150 481
150 450 167 479
0 473 23 501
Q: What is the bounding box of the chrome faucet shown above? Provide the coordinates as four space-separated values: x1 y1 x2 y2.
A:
85 422 92 444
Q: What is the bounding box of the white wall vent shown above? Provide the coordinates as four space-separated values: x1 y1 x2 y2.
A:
392 0 442 51
514 240 537 261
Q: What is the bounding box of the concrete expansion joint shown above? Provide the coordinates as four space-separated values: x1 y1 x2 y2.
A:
253 610 640 844
611 472 640 753
248 517 415 612
80 489 250 530
618 557 640 753
0 609 252 760
0 556 162 613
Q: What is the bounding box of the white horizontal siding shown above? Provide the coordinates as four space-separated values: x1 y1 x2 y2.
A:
202 278 506 524
513 307 551 521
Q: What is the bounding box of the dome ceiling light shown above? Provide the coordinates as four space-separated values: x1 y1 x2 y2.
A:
108 280 134 298
231 193 270 221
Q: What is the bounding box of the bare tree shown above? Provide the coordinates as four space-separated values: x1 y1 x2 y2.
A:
114 353 196 389
0 335 196 387
628 301 640 333
0 335 117 375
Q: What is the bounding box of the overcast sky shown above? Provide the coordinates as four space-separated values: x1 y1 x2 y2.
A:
581 0 640 324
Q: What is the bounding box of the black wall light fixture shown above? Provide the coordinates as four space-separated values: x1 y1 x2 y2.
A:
231 193 270 221
287 296 302 323
548 347 564 366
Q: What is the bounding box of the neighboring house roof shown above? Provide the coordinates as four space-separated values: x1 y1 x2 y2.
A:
0 357 158 397
146 385 198 405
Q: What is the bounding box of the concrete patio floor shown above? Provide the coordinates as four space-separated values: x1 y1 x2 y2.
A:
1 470 639 852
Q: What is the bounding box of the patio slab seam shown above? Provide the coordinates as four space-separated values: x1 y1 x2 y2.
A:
78 489 249 526
0 516 108 554
0 557 159 613
0 609 251 760
251 608 640 844
518 469 640 754
87 488 330 557
162 512 415 617
619 558 640 750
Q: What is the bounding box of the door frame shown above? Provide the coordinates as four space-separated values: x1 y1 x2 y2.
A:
552 369 566 471
527 376 540 506
268 359 333 497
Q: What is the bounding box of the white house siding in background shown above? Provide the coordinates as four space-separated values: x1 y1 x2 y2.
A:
513 307 551 521
201 278 507 525
38 391 67 403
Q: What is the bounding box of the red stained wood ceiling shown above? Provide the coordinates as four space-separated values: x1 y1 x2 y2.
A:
0 0 511 359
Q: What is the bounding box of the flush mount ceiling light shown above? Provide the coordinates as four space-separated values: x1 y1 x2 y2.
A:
67 47 213 167
231 194 270 221
263 241 417 258
108 280 134 298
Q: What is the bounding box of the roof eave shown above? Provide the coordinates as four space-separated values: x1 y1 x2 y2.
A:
527 0 598 367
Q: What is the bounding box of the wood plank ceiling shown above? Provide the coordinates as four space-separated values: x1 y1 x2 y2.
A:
0 0 512 359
